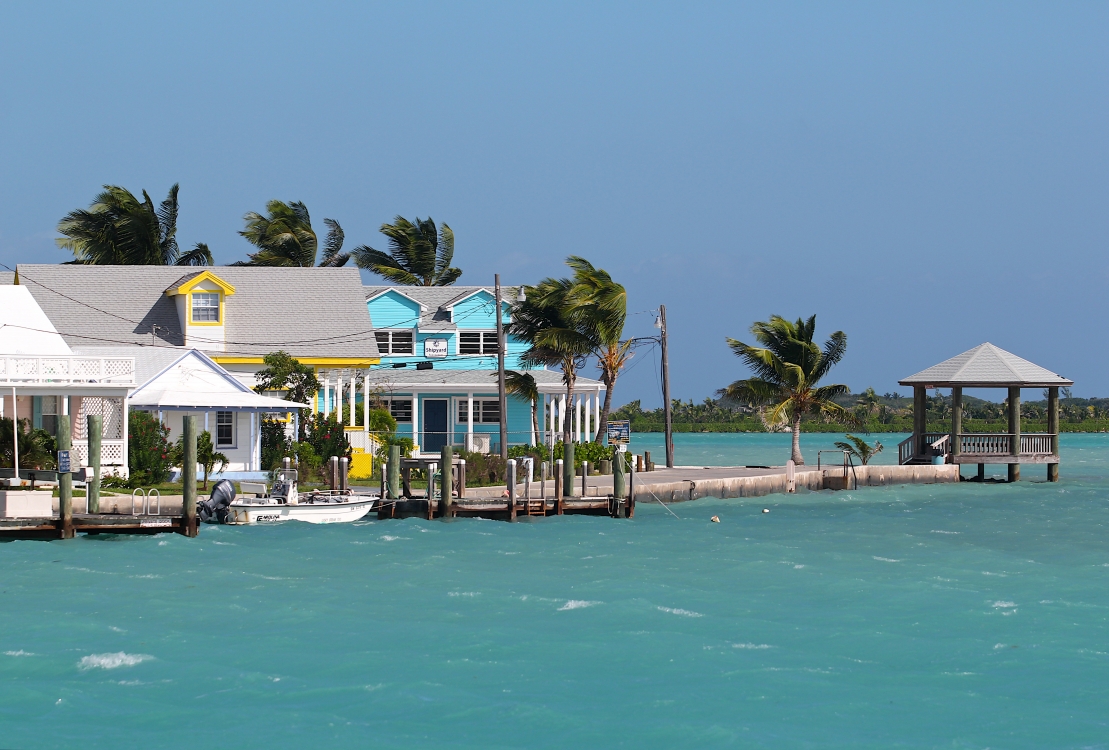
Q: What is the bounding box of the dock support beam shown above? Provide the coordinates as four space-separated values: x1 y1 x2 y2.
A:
1048 386 1059 482
1008 387 1020 482
87 414 102 514
563 442 574 498
57 414 74 539
554 459 564 515
182 415 198 537
440 445 453 519
507 459 517 521
387 445 400 500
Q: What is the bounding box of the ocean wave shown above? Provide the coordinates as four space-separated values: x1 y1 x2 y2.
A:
992 601 1017 608
78 652 153 670
930 530 960 534
558 600 601 611
873 556 901 563
4 650 34 657
658 606 703 618
448 592 480 597
732 643 772 649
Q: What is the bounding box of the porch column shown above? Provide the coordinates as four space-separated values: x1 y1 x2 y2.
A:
336 375 344 421
11 386 17 481
1008 387 1020 482
121 400 129 480
584 392 591 442
251 412 258 471
467 393 474 450
411 393 420 452
1047 386 1059 482
950 387 962 465
913 386 926 458
349 374 355 427
559 394 567 440
576 394 583 443
363 371 370 435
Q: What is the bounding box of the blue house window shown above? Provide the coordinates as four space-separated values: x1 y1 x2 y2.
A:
375 331 414 355
458 400 500 423
459 331 499 355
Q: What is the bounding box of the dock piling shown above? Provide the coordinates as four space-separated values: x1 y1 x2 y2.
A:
387 445 401 499
563 442 574 498
339 457 349 491
581 461 588 497
440 445 453 518
182 415 198 537
57 414 74 538
87 414 102 514
507 459 517 521
554 459 564 514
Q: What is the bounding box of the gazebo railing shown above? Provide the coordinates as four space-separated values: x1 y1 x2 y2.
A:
956 433 1056 456
898 433 947 464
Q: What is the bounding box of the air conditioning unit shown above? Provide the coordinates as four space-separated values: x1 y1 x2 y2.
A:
465 434 491 454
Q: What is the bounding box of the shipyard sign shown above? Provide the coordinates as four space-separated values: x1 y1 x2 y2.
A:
423 338 448 358
607 420 631 445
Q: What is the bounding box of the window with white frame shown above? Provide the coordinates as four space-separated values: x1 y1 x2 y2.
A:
192 293 220 322
458 331 499 355
374 330 414 355
41 395 58 436
457 399 500 424
384 399 412 423
216 411 234 446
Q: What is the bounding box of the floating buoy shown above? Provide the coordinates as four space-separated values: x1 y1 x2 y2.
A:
710 515 720 523
762 508 770 513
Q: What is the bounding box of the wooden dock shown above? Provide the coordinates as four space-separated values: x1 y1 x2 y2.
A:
377 493 633 521
0 513 197 540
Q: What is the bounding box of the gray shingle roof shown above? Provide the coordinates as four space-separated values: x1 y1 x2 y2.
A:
364 285 520 331
899 343 1073 388
17 265 377 359
361 366 602 394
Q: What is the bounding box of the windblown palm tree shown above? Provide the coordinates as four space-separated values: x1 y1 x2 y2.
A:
238 200 350 267
562 256 631 443
57 184 212 265
505 370 540 443
509 278 598 446
834 434 883 465
353 216 461 285
720 315 856 465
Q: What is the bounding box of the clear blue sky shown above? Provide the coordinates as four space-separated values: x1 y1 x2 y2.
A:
1 2 1106 406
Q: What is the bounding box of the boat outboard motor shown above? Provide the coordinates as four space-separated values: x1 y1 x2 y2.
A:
199 479 236 524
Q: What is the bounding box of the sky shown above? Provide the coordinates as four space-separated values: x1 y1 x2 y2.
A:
1 2 1106 407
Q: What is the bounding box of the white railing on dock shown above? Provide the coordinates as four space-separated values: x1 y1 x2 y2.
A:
0 356 135 386
959 433 1011 455
1020 434 1054 455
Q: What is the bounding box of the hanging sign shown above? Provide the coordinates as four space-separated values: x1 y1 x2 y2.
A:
423 338 448 358
57 450 72 473
607 420 631 445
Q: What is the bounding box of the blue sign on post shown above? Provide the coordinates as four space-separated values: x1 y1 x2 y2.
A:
57 450 71 474
607 420 631 445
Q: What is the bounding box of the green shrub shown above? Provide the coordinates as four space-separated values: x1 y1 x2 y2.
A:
261 418 292 471
127 410 173 485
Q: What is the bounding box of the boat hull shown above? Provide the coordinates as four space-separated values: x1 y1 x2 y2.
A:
226 498 374 525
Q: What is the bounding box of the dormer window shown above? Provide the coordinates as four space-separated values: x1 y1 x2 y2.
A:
375 330 414 355
192 293 220 323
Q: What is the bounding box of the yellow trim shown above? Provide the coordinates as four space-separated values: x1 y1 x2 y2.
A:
188 291 226 326
165 270 237 296
212 356 381 366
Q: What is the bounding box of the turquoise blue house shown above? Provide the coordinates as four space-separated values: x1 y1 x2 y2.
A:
354 285 605 455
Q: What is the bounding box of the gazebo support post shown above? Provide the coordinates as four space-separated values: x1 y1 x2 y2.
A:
1047 386 1059 482
950 387 962 477
1008 387 1020 482
913 386 926 459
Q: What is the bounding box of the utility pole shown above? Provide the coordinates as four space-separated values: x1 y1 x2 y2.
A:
659 305 674 468
495 274 508 459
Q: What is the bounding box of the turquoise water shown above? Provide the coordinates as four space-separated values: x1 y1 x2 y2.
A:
3 434 1109 748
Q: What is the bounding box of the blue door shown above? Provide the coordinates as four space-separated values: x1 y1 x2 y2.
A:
423 399 449 453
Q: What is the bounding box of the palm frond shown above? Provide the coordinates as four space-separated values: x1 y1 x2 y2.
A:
175 243 213 266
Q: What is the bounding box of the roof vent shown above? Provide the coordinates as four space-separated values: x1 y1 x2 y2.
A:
416 362 433 371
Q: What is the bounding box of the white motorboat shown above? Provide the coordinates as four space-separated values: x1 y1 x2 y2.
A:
225 468 375 525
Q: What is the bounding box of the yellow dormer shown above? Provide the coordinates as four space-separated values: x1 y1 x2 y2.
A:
165 270 236 327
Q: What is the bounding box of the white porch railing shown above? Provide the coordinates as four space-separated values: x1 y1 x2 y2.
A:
0 356 135 386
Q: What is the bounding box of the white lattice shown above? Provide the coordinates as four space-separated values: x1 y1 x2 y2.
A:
72 440 126 467
0 356 134 386
73 397 124 440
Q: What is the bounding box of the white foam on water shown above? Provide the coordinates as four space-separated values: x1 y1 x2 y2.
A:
380 535 403 542
982 571 1008 577
130 574 161 579
157 541 168 546
658 606 703 618
4 650 34 657
558 600 601 611
78 652 153 670
930 530 960 534
994 643 1007 649
732 643 772 649
109 626 125 633
448 592 480 597
992 601 1017 608
873 556 901 563
793 564 805 569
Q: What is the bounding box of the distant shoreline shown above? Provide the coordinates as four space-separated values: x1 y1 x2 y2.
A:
624 423 1109 434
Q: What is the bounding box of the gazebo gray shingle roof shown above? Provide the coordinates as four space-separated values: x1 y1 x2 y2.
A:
898 343 1073 388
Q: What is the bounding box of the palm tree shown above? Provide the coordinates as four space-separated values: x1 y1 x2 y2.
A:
561 257 632 443
57 184 212 265
505 370 540 443
509 277 598 446
238 200 350 267
834 434 883 465
720 315 856 465
352 216 461 285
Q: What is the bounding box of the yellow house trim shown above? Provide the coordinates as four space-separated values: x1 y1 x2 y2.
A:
165 270 237 296
212 356 381 367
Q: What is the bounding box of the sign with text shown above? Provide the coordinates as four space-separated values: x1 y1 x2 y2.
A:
423 338 448 358
57 450 72 473
607 420 631 445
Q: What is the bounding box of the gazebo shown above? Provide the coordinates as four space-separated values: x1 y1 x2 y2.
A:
898 343 1073 482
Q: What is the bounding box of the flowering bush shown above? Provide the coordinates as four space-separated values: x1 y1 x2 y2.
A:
128 410 173 485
